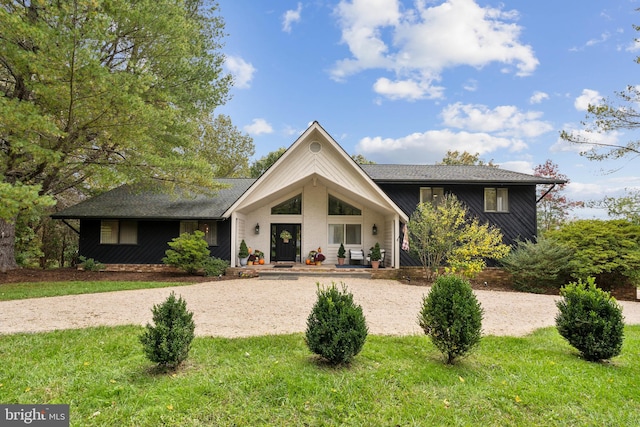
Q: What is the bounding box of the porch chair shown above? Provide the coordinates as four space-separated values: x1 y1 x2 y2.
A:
349 249 365 265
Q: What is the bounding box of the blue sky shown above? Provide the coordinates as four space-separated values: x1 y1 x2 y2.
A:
216 0 640 218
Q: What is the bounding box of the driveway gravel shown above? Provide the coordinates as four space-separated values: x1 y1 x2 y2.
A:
1 277 639 337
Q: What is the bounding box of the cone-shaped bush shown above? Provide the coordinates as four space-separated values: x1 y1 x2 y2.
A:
305 282 368 365
140 292 195 368
556 277 624 361
418 275 483 364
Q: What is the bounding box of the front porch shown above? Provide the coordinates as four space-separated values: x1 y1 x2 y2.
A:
226 263 399 280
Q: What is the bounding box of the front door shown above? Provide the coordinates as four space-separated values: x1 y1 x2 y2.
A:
273 224 300 262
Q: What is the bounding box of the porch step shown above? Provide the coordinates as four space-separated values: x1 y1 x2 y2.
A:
258 268 372 279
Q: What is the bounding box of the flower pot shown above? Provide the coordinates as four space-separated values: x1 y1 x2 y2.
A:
239 256 249 267
247 261 253 266
371 260 380 270
338 258 345 265
283 239 289 244
315 261 322 266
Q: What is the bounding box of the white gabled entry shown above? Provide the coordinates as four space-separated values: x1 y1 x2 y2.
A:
225 122 408 268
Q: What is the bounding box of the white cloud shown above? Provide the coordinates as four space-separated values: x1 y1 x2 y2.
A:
225 55 256 89
244 118 273 136
332 0 538 101
498 160 534 174
440 102 553 138
355 128 521 164
373 77 444 101
550 125 620 154
282 3 302 33
585 32 610 47
529 91 549 104
574 89 603 111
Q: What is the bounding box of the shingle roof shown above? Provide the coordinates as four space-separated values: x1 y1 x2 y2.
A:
51 179 255 220
52 165 562 220
361 164 564 184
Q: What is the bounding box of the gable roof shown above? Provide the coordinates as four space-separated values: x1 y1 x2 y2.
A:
361 164 565 185
222 121 409 220
51 179 254 220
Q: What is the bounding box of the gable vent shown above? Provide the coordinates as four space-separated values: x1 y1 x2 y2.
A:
309 141 322 153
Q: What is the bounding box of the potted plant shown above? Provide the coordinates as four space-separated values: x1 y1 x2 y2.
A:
238 239 250 267
370 242 382 270
337 243 346 265
280 230 292 243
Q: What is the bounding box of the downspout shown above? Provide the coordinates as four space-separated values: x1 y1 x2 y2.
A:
536 183 557 204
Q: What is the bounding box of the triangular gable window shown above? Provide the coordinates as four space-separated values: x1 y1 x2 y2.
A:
328 195 361 215
271 194 302 215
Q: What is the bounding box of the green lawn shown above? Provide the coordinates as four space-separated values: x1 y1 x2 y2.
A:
1 325 639 426
0 281 196 301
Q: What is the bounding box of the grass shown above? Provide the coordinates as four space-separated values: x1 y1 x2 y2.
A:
1 325 640 426
0 281 196 301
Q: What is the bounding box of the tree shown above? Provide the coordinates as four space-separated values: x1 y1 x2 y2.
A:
590 190 640 224
437 150 496 167
546 219 640 288
0 0 232 270
249 147 287 178
407 194 510 279
351 154 376 164
534 160 583 232
194 114 255 178
560 84 640 165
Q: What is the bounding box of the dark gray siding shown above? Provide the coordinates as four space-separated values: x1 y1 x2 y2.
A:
79 219 232 264
378 183 537 267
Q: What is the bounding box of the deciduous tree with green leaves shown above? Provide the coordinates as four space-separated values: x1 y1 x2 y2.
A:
407 194 510 279
0 0 234 270
249 147 287 178
437 150 496 167
546 219 640 288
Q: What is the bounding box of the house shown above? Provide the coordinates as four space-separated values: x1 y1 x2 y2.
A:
52 121 563 269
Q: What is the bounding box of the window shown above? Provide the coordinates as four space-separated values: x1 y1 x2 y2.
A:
484 188 509 212
100 220 137 244
328 195 362 215
271 194 302 215
180 220 217 246
329 224 362 245
420 187 444 204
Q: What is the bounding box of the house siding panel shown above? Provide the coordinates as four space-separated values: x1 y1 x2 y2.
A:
80 219 232 264
377 183 538 267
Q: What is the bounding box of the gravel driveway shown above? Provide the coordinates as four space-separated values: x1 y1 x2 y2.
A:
1 277 639 337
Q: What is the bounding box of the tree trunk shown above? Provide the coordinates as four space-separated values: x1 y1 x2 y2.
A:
0 218 18 272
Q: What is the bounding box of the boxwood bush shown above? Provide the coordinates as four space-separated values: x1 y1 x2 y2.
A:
555 277 624 361
418 275 483 364
139 292 195 368
305 282 368 365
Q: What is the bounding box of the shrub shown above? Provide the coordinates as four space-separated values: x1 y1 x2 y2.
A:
78 256 104 272
555 277 625 361
305 282 368 365
418 275 483 364
162 231 210 274
139 292 195 368
546 219 640 287
500 237 574 293
238 239 249 258
202 257 229 277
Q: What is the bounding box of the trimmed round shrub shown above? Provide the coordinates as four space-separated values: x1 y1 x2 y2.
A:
202 257 229 277
305 282 368 365
555 277 624 361
418 275 483 364
162 230 211 274
139 292 195 368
